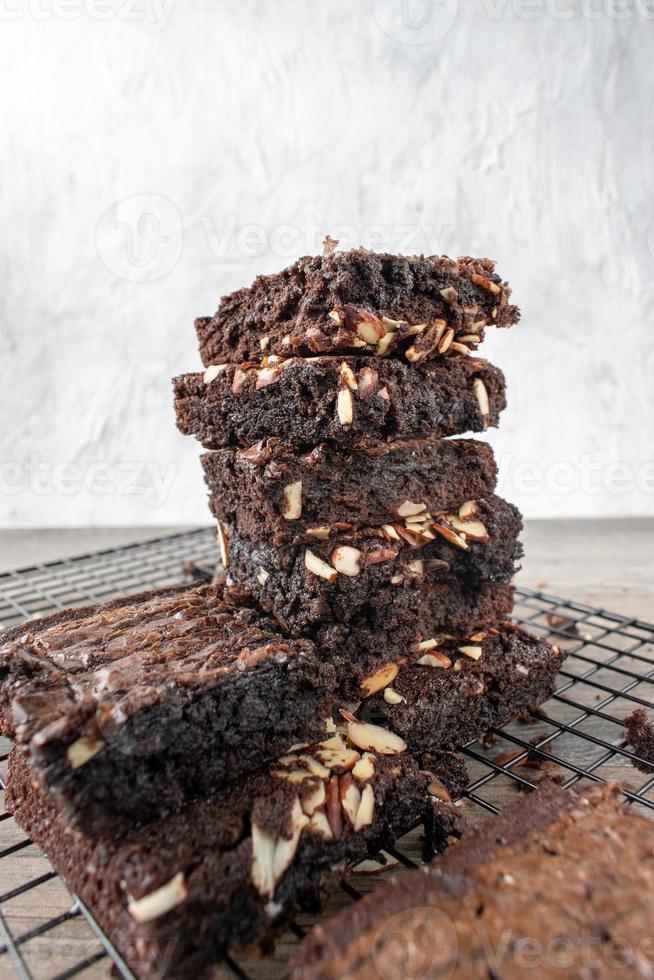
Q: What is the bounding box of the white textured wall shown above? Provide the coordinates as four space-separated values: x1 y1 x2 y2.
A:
1 0 653 527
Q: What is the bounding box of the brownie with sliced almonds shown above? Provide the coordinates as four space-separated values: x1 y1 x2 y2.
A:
195 246 519 365
6 726 468 980
219 495 522 635
173 355 506 451
0 583 336 832
359 622 565 751
202 437 498 548
293 781 654 980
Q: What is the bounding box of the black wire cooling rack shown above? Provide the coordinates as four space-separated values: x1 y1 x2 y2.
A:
1 527 653 979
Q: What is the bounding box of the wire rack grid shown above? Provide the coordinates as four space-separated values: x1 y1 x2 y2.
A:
1 527 653 979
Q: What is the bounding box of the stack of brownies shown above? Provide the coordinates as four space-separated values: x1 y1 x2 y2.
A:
0 244 564 980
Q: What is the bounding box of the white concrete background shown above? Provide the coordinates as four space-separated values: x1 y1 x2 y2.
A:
1 0 653 527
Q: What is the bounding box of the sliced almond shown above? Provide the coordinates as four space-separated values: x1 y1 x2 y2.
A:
345 719 407 755
407 560 424 576
67 737 105 770
427 778 452 802
439 286 458 302
337 388 353 426
417 652 452 669
390 574 404 585
315 746 361 770
306 526 331 540
469 631 486 642
361 663 399 697
331 546 362 577
257 567 269 586
473 377 490 426
376 332 397 356
358 366 378 398
432 522 469 550
448 514 488 539
471 272 501 294
127 872 187 923
256 366 282 389
259 335 269 350
304 549 337 582
295 754 331 779
301 782 326 817
203 364 227 384
340 774 361 825
308 810 333 839
216 522 229 568
282 480 303 520
354 784 375 831
417 638 439 652
437 327 455 354
232 367 248 395
328 309 342 324
340 361 358 390
383 687 406 705
397 499 427 518
458 645 483 661
271 798 309 891
352 752 376 782
355 314 386 344
458 500 477 519
378 386 390 400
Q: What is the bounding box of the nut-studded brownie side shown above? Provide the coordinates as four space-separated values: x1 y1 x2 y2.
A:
219 495 522 634
0 583 336 831
7 726 468 979
202 438 498 547
359 623 565 751
196 248 519 365
174 355 506 450
292 781 654 980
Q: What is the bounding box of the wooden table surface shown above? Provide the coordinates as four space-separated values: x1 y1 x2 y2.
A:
1 521 653 979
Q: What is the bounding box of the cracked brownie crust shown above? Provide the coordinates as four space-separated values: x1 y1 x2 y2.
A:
7 729 467 979
359 622 565 751
293 781 654 980
0 583 337 831
202 437 498 547
220 495 522 634
196 248 519 365
174 355 506 450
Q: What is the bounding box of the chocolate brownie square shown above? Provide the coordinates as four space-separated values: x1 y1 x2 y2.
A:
0 583 336 830
202 437 498 547
174 355 506 450
196 247 519 365
359 622 565 751
7 727 468 979
219 495 522 634
292 781 653 979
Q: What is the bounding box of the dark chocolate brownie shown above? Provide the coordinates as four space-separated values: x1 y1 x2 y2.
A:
219 495 522 633
293 781 654 979
7 730 468 979
624 709 654 772
196 247 519 365
173 355 506 450
202 437 498 547
0 583 336 831
358 622 565 751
